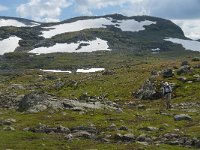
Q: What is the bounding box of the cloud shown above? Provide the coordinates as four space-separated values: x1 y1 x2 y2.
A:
73 0 200 20
73 0 139 15
0 4 8 11
172 19 200 40
16 0 72 22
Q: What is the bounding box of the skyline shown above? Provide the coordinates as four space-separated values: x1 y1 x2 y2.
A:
0 0 200 40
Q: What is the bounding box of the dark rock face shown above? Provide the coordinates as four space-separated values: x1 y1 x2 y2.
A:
163 69 174 78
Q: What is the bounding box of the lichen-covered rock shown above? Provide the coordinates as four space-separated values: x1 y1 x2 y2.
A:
134 80 161 100
174 114 192 121
18 92 63 113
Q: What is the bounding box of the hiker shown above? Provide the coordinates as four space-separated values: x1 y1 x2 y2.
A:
162 82 172 109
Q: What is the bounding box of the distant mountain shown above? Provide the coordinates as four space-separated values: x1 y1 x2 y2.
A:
0 14 200 55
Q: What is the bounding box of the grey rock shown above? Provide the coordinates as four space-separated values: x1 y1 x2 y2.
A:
174 114 192 121
163 69 174 78
134 80 161 100
18 92 63 113
139 126 159 131
3 126 15 131
71 126 97 134
114 133 135 142
163 133 180 139
177 65 192 75
181 61 190 66
136 134 147 142
0 118 16 125
178 76 187 82
71 131 94 139
102 70 115 75
118 125 129 131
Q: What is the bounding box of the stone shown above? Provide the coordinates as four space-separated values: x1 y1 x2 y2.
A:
174 114 192 121
71 131 93 139
114 133 135 142
177 65 191 75
109 123 117 131
134 80 161 100
181 61 190 66
0 118 16 125
163 133 180 139
71 126 97 134
102 70 115 75
136 134 147 142
139 126 159 131
178 76 187 82
18 92 63 113
118 125 129 131
163 69 174 78
3 126 15 131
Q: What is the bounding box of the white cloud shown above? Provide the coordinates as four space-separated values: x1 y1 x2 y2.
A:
172 19 200 40
74 0 144 15
16 0 72 22
0 4 8 11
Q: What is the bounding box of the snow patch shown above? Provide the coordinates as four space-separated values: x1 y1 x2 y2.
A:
40 68 105 73
0 19 40 27
0 36 21 55
77 68 105 73
42 18 156 38
40 69 72 73
29 38 110 55
165 38 200 52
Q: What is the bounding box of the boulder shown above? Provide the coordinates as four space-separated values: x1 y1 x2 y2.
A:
18 92 63 113
181 61 190 66
102 70 115 75
134 80 161 100
174 114 192 121
139 126 159 131
114 133 135 142
163 69 174 78
177 65 191 75
177 76 187 82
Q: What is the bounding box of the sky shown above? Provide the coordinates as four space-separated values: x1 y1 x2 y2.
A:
0 0 200 40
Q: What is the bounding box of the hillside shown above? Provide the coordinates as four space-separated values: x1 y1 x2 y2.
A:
0 14 200 150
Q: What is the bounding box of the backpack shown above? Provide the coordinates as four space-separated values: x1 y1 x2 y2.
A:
164 85 172 93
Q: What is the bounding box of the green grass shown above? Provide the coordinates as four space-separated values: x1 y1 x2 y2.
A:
0 51 200 149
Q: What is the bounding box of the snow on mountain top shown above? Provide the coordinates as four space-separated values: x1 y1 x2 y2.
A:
29 38 110 55
165 38 200 52
0 36 21 55
42 18 156 38
0 18 40 27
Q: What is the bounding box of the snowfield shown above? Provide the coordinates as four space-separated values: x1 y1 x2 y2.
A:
40 68 105 73
42 18 156 38
77 68 105 73
29 38 110 54
0 18 40 27
40 69 72 73
0 36 21 55
165 38 200 52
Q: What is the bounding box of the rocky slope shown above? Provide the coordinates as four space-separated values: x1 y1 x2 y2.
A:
0 14 190 55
